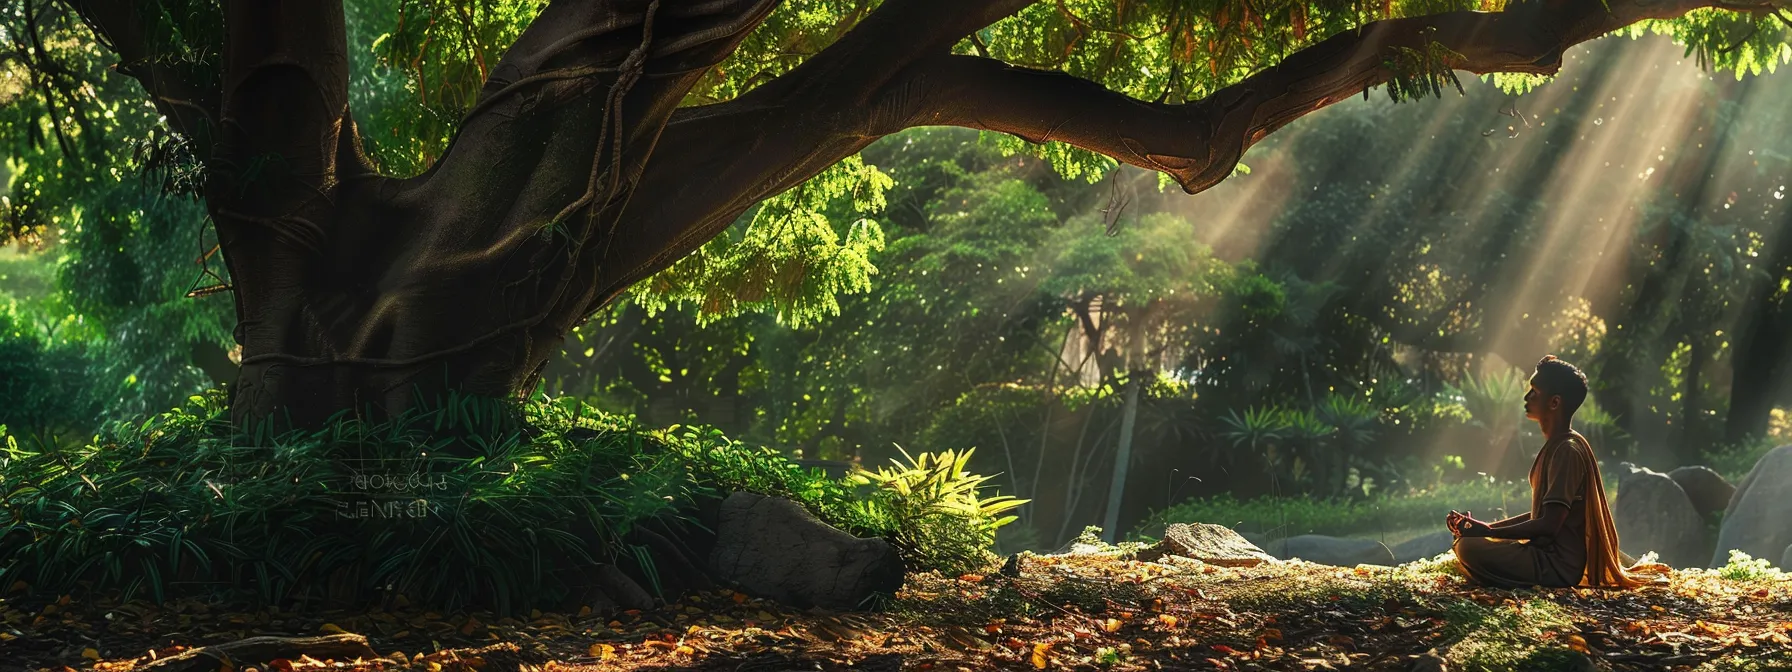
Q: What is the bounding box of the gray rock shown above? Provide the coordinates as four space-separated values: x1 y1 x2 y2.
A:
594 564 656 611
1392 531 1457 564
1261 535 1395 567
1613 464 1708 568
1138 523 1277 567
708 491 904 610
1782 543 1792 571
1668 465 1736 518
1711 445 1792 568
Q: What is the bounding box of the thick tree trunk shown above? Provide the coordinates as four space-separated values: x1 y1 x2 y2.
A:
1724 210 1792 445
1100 371 1143 543
1679 335 1706 465
195 0 783 428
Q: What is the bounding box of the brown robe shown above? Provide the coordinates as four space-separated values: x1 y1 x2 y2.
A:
1454 431 1647 589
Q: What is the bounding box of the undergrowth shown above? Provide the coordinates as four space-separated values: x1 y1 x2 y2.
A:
0 391 1016 614
1135 478 1532 540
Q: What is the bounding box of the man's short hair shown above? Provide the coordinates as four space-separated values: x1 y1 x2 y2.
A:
1532 355 1589 417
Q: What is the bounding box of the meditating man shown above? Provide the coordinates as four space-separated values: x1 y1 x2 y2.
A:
1446 356 1647 589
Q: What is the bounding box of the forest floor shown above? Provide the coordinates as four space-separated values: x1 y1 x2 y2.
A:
4 550 1791 672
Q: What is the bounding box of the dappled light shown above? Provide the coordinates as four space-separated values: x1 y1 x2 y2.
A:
4 0 1792 670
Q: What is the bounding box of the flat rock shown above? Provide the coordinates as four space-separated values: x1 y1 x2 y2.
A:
1260 535 1395 567
709 491 904 611
1614 463 1708 568
1711 445 1792 568
1668 465 1736 518
1137 523 1277 567
1392 531 1457 564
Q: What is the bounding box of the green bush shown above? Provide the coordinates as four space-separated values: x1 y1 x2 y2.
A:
1714 550 1785 582
0 391 1009 613
1704 435 1784 482
1134 478 1532 540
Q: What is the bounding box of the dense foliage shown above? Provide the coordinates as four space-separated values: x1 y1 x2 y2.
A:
0 391 1015 612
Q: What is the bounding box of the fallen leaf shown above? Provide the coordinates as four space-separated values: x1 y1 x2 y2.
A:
1102 618 1121 633
959 574 985 583
320 623 347 635
1159 615 1179 628
1031 642 1052 669
81 648 99 661
1563 634 1589 653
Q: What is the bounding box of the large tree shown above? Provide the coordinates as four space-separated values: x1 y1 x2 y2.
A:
57 0 1792 427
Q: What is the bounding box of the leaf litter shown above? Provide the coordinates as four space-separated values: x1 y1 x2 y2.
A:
2 551 1789 671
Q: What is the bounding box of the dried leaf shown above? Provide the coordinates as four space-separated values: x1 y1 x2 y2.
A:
1563 634 1589 653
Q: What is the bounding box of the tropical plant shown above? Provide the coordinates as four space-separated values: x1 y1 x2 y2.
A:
850 446 1027 574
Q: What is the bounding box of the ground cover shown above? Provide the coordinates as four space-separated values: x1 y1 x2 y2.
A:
6 547 1789 672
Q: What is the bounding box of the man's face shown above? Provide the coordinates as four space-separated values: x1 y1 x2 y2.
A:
1523 381 1557 420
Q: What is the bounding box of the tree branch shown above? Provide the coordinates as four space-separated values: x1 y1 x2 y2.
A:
906 0 1761 196
604 0 1765 301
67 0 221 145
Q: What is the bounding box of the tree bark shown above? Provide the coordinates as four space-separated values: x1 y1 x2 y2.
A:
1100 370 1143 543
1724 208 1792 444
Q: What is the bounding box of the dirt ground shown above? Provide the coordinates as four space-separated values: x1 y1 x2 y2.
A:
4 551 1790 672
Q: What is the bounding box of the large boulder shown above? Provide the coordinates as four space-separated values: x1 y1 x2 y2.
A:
1712 445 1792 568
1138 523 1277 567
1781 544 1792 571
708 492 904 610
1667 466 1736 518
1613 463 1708 568
1392 531 1457 564
1261 535 1395 567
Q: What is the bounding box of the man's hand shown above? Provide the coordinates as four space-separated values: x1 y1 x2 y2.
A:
1447 510 1491 538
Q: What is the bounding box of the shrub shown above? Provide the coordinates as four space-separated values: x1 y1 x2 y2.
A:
1714 550 1785 582
1134 477 1531 540
0 392 1010 613
1704 435 1784 482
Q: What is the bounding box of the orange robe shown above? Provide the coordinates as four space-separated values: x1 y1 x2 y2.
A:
1454 431 1646 589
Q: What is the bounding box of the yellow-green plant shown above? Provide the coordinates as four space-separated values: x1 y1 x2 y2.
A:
850 446 1026 574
